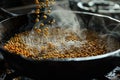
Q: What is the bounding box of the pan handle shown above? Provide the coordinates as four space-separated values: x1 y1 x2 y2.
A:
0 8 18 21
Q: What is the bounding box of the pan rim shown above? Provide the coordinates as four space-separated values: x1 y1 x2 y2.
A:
24 49 120 61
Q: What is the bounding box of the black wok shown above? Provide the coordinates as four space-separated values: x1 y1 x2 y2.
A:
0 9 120 79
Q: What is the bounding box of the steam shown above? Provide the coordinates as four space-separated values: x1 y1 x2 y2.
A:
88 15 120 52
21 0 120 54
21 26 87 54
106 25 120 51
50 10 79 31
20 1 88 54
50 0 87 40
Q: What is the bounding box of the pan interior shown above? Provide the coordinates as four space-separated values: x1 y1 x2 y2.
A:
1 11 120 60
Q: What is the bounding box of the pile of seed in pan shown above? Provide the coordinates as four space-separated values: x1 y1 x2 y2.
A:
4 27 108 60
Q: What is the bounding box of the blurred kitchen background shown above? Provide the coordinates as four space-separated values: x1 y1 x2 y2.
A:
0 0 119 12
1 0 120 19
0 0 120 80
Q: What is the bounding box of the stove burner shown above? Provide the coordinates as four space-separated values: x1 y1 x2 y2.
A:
77 0 120 13
106 66 120 80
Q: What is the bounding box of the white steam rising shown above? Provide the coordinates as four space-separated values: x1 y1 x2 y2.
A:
21 27 87 54
50 10 86 40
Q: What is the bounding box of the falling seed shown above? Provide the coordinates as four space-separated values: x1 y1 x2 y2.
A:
43 15 47 19
35 28 41 33
52 19 55 23
34 0 55 24
51 21 55 24
36 5 41 9
35 18 39 22
37 15 40 18
46 27 49 30
46 0 49 7
47 10 51 13
35 0 39 4
48 21 51 23
35 9 40 14
40 23 44 27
